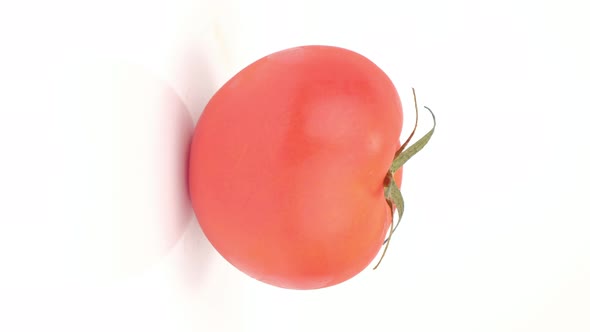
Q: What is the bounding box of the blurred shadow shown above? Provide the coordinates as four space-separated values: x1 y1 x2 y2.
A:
62 60 197 284
168 44 219 291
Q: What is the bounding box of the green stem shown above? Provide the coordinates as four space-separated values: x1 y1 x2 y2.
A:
373 89 437 270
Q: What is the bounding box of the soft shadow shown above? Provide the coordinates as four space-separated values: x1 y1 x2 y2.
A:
66 60 196 284
168 44 219 290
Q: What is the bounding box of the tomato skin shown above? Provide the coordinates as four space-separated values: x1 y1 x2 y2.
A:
189 45 403 289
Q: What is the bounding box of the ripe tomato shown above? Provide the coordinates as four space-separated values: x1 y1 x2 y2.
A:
189 45 403 289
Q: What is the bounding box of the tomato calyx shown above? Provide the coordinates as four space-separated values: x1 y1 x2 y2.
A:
373 88 437 269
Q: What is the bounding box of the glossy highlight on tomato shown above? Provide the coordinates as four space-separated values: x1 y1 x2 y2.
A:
189 45 404 289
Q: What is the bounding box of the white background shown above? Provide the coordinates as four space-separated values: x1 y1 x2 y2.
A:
1 0 589 331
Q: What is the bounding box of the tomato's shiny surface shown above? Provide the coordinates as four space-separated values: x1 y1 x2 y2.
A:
189 45 403 289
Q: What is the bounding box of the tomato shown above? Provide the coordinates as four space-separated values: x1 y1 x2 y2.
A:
189 45 404 289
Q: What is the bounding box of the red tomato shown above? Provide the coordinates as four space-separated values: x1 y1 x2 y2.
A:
189 45 403 289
